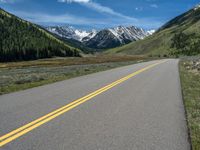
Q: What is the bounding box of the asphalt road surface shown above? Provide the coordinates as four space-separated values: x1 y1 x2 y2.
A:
0 59 190 150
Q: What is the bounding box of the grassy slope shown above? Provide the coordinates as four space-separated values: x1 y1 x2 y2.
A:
180 58 200 150
0 8 77 48
106 7 200 56
106 29 173 56
0 8 80 61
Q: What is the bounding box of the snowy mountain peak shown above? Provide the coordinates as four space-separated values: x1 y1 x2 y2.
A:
46 25 151 49
107 26 149 43
74 30 90 41
194 4 200 10
147 30 156 35
46 26 97 42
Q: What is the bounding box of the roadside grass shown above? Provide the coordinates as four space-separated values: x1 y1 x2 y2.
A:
0 55 150 95
179 58 200 150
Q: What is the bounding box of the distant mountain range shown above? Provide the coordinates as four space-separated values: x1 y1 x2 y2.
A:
106 4 200 56
46 26 97 42
3 3 200 62
46 26 154 50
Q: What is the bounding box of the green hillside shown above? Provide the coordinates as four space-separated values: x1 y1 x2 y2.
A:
106 6 200 56
0 8 80 62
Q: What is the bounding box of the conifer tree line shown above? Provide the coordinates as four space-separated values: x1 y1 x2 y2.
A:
171 32 200 56
0 9 80 62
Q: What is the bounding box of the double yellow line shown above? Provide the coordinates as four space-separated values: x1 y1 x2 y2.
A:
0 61 166 147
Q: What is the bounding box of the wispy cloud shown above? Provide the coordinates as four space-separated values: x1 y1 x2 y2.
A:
4 0 163 29
0 0 15 3
57 0 163 29
58 0 90 3
150 4 158 8
9 9 163 29
11 10 106 25
58 0 137 21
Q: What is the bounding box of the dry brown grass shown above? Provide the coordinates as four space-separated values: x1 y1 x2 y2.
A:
0 55 146 69
0 55 151 95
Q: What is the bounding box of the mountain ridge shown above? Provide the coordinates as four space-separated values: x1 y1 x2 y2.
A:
106 5 200 56
46 25 153 50
0 8 80 62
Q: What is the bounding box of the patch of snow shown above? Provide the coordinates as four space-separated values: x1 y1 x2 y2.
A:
46 26 97 42
87 30 98 39
46 25 150 45
108 26 149 44
147 30 155 35
194 4 200 10
108 28 123 42
74 30 90 41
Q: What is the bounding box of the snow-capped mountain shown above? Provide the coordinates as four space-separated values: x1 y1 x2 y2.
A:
85 26 150 49
82 30 98 42
194 4 200 10
46 25 151 50
46 26 97 42
108 26 149 43
84 29 122 49
147 29 156 35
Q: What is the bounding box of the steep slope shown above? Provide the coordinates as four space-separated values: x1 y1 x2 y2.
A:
56 36 96 54
82 30 98 42
107 5 200 56
46 26 97 42
0 8 80 62
47 25 150 50
84 30 122 49
84 26 149 50
108 26 149 42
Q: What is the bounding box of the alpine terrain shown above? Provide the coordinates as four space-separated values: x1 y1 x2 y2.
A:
107 4 200 56
46 26 152 50
0 8 80 62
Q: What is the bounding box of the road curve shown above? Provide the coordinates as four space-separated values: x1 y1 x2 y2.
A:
0 59 190 150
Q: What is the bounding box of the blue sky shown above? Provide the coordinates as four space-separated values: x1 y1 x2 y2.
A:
0 0 199 30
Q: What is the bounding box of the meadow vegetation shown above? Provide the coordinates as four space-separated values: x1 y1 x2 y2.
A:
180 57 200 150
0 55 148 95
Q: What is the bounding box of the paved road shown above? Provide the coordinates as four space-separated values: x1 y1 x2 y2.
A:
0 59 190 150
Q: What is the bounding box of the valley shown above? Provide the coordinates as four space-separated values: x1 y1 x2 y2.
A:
107 5 200 57
0 2 200 150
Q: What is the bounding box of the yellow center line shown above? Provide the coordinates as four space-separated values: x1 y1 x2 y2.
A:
0 60 166 147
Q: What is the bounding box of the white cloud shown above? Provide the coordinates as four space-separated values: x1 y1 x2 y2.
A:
10 10 108 25
150 4 158 8
58 0 136 21
0 0 7 3
84 2 136 20
0 0 15 3
9 9 163 29
146 0 157 2
0 0 22 3
58 0 90 3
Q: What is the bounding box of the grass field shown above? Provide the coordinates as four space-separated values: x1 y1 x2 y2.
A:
0 55 145 68
179 57 200 150
0 55 149 95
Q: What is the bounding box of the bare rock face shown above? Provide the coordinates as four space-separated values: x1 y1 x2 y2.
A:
46 25 152 50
